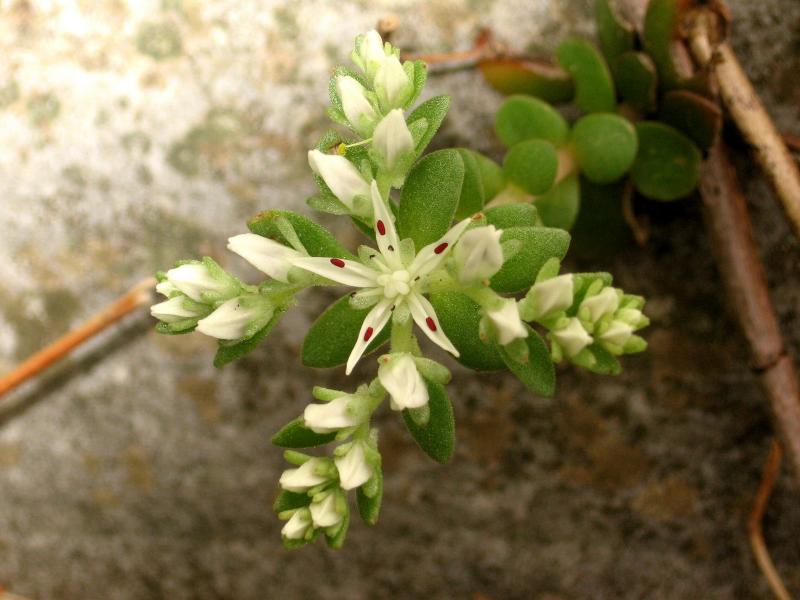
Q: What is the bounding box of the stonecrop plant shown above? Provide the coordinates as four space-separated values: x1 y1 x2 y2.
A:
150 30 649 549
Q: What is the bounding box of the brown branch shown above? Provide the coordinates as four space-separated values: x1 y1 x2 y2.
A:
782 132 800 154
748 440 792 600
0 278 155 398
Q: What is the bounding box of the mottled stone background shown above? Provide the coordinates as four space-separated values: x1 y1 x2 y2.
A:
0 1 798 599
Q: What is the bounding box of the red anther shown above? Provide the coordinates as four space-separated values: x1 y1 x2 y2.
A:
330 258 346 268
425 317 437 331
434 242 448 254
363 327 374 341
376 220 386 235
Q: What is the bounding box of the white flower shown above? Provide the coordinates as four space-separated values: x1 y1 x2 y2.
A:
354 29 388 78
304 396 361 434
336 75 377 136
155 280 179 297
166 263 229 302
150 296 204 324
526 274 574 318
308 149 371 211
552 317 593 357
335 442 372 490
378 354 428 411
374 55 412 110
580 287 619 323
227 233 301 283
292 181 470 374
195 296 272 340
279 458 330 493
453 225 504 283
309 492 342 528
372 109 414 172
599 320 634 347
281 509 312 540
486 298 528 346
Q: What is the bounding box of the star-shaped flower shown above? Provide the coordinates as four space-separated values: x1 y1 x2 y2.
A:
292 181 472 374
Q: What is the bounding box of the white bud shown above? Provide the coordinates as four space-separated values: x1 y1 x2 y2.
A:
356 30 389 78
616 307 646 328
374 55 412 110
150 296 203 324
309 492 343 528
599 320 634 347
279 458 329 493
378 354 428 411
155 280 179 297
281 509 312 540
552 317 593 357
580 287 619 323
166 263 229 302
486 298 528 346
308 149 371 210
372 109 414 172
336 75 377 136
453 225 504 283
334 442 372 491
195 296 272 340
303 397 361 434
527 274 574 318
227 233 301 283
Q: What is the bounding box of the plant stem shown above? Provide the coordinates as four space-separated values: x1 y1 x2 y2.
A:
0 278 156 398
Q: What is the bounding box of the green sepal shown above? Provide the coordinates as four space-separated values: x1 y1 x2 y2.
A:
412 356 452 385
454 148 486 219
325 506 350 549
406 95 450 155
595 0 635 69
484 203 541 228
571 113 638 184
357 467 383 525
301 295 390 368
586 344 622 375
408 60 428 108
428 292 506 371
248 210 354 259
402 378 455 464
271 417 338 448
499 326 556 396
494 95 569 148
535 172 580 230
306 194 350 216
398 149 464 250
556 39 616 114
213 307 286 368
154 320 198 335
490 227 571 293
273 490 311 513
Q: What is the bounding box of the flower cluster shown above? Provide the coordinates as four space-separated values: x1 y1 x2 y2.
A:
150 30 650 549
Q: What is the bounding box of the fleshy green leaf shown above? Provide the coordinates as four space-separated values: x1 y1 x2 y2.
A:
302 295 390 368
571 113 638 184
273 490 311 513
247 210 353 259
402 379 455 464
615 51 658 114
428 292 506 371
569 177 631 259
631 121 701 201
473 151 506 201
658 89 722 150
490 226 570 293
503 139 559 195
356 467 383 525
494 95 569 148
406 95 450 154
556 39 616 114
643 0 690 90
595 0 635 68
484 203 540 229
398 149 464 249
500 326 555 396
213 308 286 368
477 57 575 103
535 172 580 230
271 417 338 448
454 148 485 219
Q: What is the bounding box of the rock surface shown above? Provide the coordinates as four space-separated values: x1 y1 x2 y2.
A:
0 1 798 599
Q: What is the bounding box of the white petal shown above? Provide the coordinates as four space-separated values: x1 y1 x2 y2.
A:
335 443 373 490
227 233 301 282
336 75 377 133
453 225 504 283
303 397 360 434
369 181 402 268
552 317 593 357
150 296 203 323
291 256 377 288
195 297 259 340
346 298 393 375
309 493 342 528
155 280 179 297
407 292 459 357
486 298 528 346
378 354 429 411
600 320 634 347
308 149 371 209
528 274 574 318
281 510 311 540
580 287 619 323
409 218 472 278
372 109 414 170
374 55 411 108
166 263 227 302
361 30 387 68
279 458 328 493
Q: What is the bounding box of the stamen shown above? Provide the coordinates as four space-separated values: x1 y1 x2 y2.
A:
425 317 437 332
330 258 346 268
434 242 448 254
363 326 374 341
377 220 386 235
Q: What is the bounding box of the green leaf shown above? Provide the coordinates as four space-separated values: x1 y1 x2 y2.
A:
271 417 337 448
302 295 391 368
213 308 285 368
535 172 580 230
477 57 575 103
247 210 353 259
569 177 631 259
595 0 635 68
490 226 570 293
454 148 485 219
398 149 464 249
500 327 555 396
571 113 638 184
406 95 450 154
494 95 569 148
428 292 506 371
356 467 383 525
484 203 540 229
325 507 350 549
503 139 558 195
615 52 658 114
402 379 455 464
631 121 701 201
273 490 311 513
658 89 722 150
473 152 505 201
643 0 689 90
556 39 616 114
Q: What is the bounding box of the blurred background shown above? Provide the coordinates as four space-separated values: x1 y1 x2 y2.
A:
0 0 798 598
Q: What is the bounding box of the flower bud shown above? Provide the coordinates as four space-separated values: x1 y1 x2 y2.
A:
579 287 619 323
353 30 388 79
372 109 414 173
279 458 330 493
525 274 574 319
374 55 412 111
453 225 504 284
599 320 634 348
195 295 273 340
309 491 344 528
227 233 301 283
336 75 377 136
308 149 371 210
551 317 593 357
281 508 312 540
378 354 428 411
486 298 528 345
155 280 179 297
303 396 362 434
150 296 204 324
334 442 372 490
166 262 231 302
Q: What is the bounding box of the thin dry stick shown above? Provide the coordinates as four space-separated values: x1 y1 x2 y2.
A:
748 439 792 600
688 11 800 237
0 278 155 398
401 47 487 73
